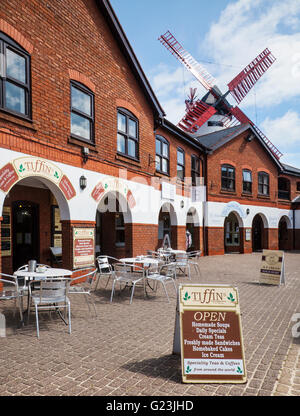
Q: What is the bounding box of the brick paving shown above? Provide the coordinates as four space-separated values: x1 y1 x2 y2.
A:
0 252 299 396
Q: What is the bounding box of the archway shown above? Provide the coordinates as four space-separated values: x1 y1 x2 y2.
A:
158 202 177 249
186 207 200 252
224 211 243 253
1 176 70 273
96 191 133 258
278 216 291 250
252 214 266 252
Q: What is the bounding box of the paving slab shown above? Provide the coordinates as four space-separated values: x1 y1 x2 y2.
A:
0 252 299 396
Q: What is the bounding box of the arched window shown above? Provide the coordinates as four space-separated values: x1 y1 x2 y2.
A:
117 107 139 159
0 32 31 118
258 172 270 196
155 135 169 174
242 169 252 193
221 164 235 191
70 80 94 143
177 147 185 181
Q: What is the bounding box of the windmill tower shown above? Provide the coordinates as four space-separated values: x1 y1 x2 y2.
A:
158 31 282 159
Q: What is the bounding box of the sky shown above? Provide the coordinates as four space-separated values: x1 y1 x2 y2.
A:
110 0 300 169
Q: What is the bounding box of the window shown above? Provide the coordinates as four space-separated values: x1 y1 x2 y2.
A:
155 135 169 174
115 203 125 247
242 169 252 193
278 177 290 200
297 182 300 192
258 172 270 196
177 148 185 181
0 32 31 118
117 108 139 159
191 155 201 186
70 81 94 142
221 165 235 191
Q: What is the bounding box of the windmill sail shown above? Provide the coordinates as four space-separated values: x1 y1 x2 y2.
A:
159 31 216 91
227 48 276 104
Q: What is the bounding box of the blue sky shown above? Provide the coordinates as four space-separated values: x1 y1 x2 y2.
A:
110 0 300 169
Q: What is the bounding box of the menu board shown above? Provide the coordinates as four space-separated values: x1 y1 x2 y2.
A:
259 250 285 285
1 206 11 256
177 284 247 384
73 228 95 269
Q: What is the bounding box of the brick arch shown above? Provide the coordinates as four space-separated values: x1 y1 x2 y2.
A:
116 99 141 119
68 69 96 93
0 19 34 54
220 160 237 167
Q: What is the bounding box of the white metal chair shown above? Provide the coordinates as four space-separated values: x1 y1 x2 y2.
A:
146 263 177 302
28 277 71 338
174 252 191 280
110 263 145 304
68 268 98 315
187 250 202 277
95 256 118 290
0 273 24 323
50 247 62 265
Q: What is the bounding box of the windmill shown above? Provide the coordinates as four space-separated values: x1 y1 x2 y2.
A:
158 31 282 159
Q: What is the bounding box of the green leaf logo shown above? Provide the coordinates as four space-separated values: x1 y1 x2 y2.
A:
19 164 25 173
54 171 59 179
186 365 192 374
237 366 243 374
183 292 191 301
227 292 235 302
104 183 108 189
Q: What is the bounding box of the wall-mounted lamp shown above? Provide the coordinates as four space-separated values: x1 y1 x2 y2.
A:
180 200 184 208
246 208 250 215
79 175 87 190
82 146 89 163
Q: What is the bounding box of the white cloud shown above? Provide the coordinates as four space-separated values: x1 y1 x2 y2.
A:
261 110 300 168
202 0 300 110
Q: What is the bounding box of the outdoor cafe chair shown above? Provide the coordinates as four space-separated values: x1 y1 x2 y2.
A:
110 262 145 304
174 252 191 280
187 250 202 277
95 256 119 290
68 268 98 316
146 263 177 303
28 277 71 338
0 273 24 323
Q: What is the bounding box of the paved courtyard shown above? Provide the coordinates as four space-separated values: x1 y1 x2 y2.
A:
0 252 299 396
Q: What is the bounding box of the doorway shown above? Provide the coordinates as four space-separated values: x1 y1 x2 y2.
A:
278 217 289 250
252 214 264 251
12 201 39 270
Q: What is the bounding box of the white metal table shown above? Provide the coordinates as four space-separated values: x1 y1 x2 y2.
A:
13 268 73 325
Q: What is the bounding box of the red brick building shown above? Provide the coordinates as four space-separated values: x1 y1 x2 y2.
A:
0 0 298 275
0 0 206 274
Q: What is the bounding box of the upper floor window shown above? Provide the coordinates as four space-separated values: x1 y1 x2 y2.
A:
297 182 300 192
117 108 139 160
177 148 185 181
278 177 290 200
242 169 252 193
258 172 270 196
221 164 235 191
70 81 94 142
155 135 169 174
191 155 201 186
0 32 31 118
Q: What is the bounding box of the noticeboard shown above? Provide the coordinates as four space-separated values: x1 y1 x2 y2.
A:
259 249 285 285
175 284 247 384
73 228 95 269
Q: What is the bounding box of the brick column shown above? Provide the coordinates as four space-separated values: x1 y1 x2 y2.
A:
0 217 2 289
206 227 225 255
61 220 96 270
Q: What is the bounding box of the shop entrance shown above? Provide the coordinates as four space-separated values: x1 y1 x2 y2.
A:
12 201 39 270
252 214 264 251
278 216 289 250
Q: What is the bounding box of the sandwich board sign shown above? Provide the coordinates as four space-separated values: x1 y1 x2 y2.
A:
259 250 285 285
173 284 247 384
